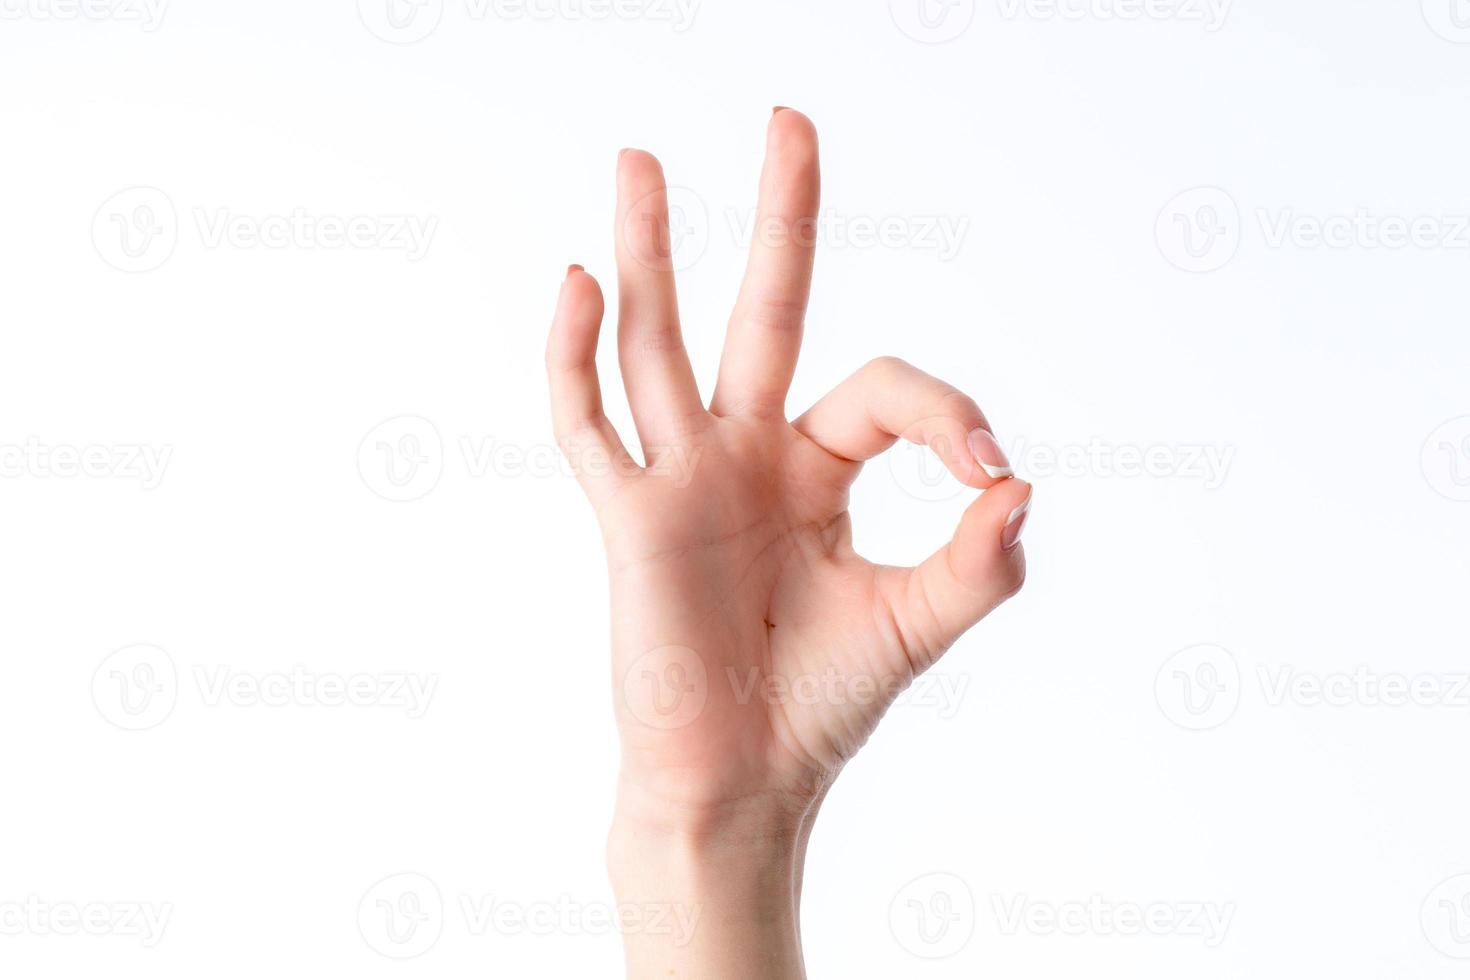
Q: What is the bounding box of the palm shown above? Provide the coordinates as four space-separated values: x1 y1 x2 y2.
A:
547 111 1031 819
599 416 878 801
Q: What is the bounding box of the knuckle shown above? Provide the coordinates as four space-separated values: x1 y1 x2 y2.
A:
862 355 912 382
630 322 687 355
934 387 983 425
553 418 599 457
545 343 575 374
740 295 806 333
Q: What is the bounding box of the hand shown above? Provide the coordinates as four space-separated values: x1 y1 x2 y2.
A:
545 108 1031 977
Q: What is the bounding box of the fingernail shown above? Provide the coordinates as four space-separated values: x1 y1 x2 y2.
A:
967 428 1014 480
618 148 632 160
772 105 790 115
566 263 584 278
1002 492 1031 552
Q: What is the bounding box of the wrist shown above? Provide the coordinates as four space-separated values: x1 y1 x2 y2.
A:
609 776 817 851
607 788 809 906
605 779 822 979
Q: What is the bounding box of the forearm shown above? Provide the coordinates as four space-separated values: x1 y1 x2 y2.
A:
607 784 817 979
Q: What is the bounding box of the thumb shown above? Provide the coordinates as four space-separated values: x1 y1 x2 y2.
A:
886 479 1031 671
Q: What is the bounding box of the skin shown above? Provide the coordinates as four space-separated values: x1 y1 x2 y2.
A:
545 108 1031 978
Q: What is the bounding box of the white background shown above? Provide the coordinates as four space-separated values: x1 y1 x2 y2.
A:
3 0 1469 976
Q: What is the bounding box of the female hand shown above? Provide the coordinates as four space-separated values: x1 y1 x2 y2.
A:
546 107 1031 978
